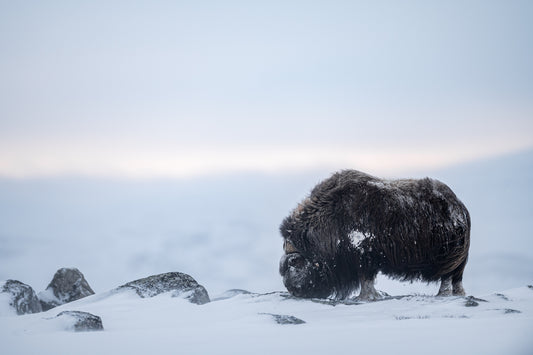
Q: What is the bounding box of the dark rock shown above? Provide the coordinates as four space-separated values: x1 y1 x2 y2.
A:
464 296 488 307
260 313 306 325
117 272 210 305
54 311 104 331
1 280 42 315
38 268 95 311
465 298 478 307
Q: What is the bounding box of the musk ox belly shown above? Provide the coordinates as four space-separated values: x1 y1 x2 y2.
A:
352 178 470 282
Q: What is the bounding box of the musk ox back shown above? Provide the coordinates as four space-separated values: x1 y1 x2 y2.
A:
279 170 470 300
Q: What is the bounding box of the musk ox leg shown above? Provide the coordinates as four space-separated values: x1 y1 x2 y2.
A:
452 260 467 296
437 277 452 296
357 277 384 301
452 280 466 296
438 263 467 296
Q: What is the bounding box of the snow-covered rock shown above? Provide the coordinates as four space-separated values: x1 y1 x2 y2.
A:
116 272 210 305
0 280 42 315
38 268 95 311
50 311 104 332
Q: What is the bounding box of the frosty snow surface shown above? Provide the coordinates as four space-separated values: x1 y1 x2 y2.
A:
1 285 532 354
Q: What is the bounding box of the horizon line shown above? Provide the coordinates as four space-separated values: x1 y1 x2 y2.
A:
0 145 530 181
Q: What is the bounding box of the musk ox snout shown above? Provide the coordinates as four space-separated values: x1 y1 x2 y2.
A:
279 253 332 298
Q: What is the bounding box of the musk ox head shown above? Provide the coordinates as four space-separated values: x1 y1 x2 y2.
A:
278 201 358 299
279 245 333 299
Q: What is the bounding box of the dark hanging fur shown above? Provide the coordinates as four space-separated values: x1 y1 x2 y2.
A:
279 170 470 300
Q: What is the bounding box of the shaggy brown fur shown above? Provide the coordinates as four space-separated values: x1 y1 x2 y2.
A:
279 170 470 300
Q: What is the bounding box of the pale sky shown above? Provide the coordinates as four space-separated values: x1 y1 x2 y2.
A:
1 0 532 178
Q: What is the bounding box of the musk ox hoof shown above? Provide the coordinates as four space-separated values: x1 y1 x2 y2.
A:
355 279 389 301
356 290 389 302
436 278 466 297
355 290 390 302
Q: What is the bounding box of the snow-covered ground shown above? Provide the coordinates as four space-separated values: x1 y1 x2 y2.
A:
1 286 532 354
0 149 532 353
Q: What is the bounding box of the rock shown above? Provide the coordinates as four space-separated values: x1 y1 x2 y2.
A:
38 268 95 311
0 280 42 315
464 296 488 307
260 313 306 325
117 272 210 305
464 298 478 307
54 311 104 331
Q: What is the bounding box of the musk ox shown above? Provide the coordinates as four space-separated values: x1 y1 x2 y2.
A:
279 170 470 300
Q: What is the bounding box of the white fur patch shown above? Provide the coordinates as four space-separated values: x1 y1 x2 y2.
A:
348 230 372 249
